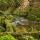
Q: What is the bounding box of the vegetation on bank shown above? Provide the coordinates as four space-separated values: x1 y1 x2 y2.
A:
0 0 40 40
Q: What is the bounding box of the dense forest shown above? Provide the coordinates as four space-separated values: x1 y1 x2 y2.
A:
0 0 40 40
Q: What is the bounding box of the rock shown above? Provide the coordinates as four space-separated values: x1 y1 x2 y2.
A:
12 17 29 26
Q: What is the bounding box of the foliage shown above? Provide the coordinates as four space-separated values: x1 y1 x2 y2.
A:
0 34 16 40
17 35 40 40
26 6 40 21
0 0 40 40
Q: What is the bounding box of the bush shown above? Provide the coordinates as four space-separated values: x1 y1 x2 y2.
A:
0 34 16 40
17 35 36 40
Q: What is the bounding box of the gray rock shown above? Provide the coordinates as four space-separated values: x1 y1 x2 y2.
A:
12 17 29 26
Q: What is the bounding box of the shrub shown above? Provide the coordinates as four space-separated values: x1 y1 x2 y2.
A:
0 34 16 40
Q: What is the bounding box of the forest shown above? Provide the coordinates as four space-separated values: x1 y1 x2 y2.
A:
0 0 40 40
